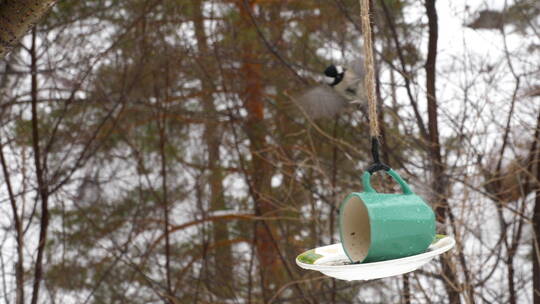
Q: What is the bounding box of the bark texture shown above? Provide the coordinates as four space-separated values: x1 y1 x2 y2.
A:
0 0 56 58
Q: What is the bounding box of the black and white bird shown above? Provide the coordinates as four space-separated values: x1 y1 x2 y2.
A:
295 58 367 119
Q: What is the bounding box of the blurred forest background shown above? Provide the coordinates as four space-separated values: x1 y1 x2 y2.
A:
0 0 539 303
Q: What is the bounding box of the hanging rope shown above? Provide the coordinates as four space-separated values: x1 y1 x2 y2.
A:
359 0 378 138
359 0 389 173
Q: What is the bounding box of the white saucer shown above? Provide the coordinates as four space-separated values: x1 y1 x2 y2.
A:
295 235 455 281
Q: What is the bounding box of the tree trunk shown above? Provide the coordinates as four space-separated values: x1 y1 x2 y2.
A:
424 1 467 303
242 44 278 303
0 141 24 304
158 106 173 303
29 28 50 304
192 1 235 297
0 0 56 58
533 109 540 304
238 2 280 301
535 194 540 304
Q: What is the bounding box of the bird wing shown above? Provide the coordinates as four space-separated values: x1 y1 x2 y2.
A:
348 58 365 80
293 86 348 119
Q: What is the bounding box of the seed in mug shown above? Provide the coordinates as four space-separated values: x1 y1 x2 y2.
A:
351 232 356 236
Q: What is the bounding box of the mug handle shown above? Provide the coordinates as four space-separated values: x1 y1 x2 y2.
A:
362 169 414 195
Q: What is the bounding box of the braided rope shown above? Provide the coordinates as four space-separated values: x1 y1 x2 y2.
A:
359 0 379 138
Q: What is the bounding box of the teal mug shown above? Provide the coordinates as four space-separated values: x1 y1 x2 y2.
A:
339 169 435 263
